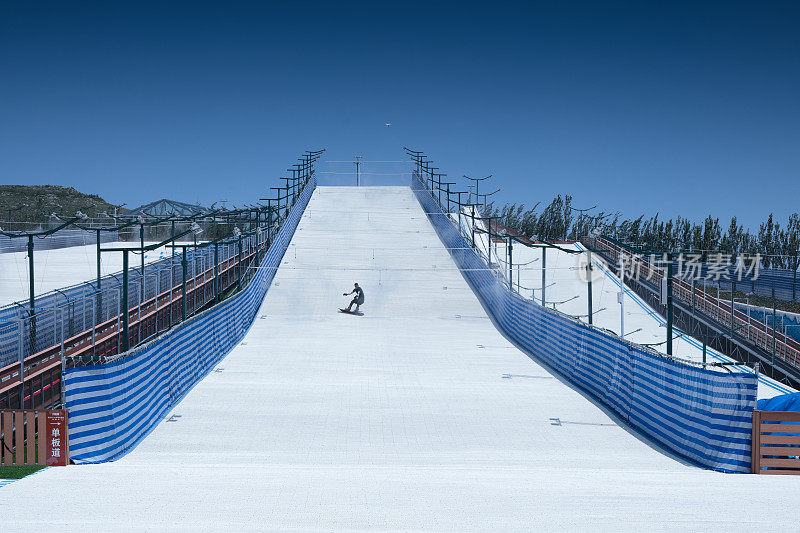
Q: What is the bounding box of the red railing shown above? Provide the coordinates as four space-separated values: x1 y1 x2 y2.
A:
0 240 265 409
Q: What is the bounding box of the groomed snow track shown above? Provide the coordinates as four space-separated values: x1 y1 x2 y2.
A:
2 186 800 531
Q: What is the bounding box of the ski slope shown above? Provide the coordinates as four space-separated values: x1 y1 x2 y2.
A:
0 241 172 307
2 186 799 531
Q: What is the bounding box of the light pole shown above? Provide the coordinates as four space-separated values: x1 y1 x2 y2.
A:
354 155 363 187
113 203 128 224
463 175 492 206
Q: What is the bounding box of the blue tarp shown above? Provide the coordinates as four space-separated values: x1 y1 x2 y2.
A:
757 392 800 412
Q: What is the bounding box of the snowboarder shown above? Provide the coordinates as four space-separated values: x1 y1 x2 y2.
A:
342 283 365 314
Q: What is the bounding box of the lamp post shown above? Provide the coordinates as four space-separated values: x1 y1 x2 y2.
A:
354 155 362 187
112 203 127 224
463 174 492 206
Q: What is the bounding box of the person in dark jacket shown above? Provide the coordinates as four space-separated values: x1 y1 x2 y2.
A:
343 283 365 313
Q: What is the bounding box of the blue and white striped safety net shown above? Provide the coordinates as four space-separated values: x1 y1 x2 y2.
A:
411 173 756 473
62 177 316 463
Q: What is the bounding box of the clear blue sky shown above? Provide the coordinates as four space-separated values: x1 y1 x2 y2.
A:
2 1 798 230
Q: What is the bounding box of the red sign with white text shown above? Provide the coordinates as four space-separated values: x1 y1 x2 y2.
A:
45 410 69 466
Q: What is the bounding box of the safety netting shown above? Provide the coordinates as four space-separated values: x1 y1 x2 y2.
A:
412 172 758 473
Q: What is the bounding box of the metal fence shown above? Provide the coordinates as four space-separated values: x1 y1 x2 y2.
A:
0 217 283 409
586 236 800 372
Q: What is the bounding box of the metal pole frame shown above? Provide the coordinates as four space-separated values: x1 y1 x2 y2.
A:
587 248 593 325
181 246 188 322
96 228 103 325
214 242 219 303
666 253 674 356
542 246 547 306
122 249 130 352
27 235 36 355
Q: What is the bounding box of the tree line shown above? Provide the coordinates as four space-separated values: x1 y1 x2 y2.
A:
485 195 800 271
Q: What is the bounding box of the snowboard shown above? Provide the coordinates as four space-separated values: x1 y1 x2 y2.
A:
339 308 364 316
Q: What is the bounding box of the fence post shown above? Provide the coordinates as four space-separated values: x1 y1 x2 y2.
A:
139 223 145 277
541 246 547 306
156 269 160 307
237 235 243 290
169 268 174 325
214 242 219 303
487 219 492 266
772 282 777 365
666 254 674 356
18 320 24 409
59 308 65 407
751 409 761 474
138 277 143 345
122 249 129 352
731 279 736 334
181 247 188 321
92 296 96 357
702 336 707 366
116 287 121 354
507 235 513 288
28 235 36 357
587 248 594 325
470 206 476 249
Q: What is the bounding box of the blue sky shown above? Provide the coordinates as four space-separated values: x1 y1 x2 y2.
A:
1 1 798 230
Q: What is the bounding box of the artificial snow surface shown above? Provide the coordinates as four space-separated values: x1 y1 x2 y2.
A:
2 187 799 531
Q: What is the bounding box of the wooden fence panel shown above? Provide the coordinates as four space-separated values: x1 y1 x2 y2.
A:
751 410 800 474
0 410 68 466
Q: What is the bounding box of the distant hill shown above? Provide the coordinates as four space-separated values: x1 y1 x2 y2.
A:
0 185 126 231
